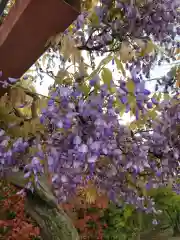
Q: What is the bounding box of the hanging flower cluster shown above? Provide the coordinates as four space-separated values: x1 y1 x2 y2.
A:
0 0 179 214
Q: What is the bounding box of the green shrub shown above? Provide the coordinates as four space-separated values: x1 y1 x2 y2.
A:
100 187 180 239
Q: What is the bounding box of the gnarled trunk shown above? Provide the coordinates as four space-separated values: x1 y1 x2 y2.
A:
5 171 79 240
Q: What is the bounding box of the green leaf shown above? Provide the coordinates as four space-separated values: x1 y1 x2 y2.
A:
120 106 126 117
88 54 113 80
78 84 91 96
90 12 100 26
55 77 72 85
94 84 100 94
123 207 133 220
126 79 135 93
101 67 112 88
55 70 70 84
147 109 158 119
140 40 155 56
163 93 171 100
127 95 136 115
115 99 126 116
114 57 126 76
63 78 72 85
129 122 138 130
110 86 117 94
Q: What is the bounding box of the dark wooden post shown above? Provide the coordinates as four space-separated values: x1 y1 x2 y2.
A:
0 0 80 96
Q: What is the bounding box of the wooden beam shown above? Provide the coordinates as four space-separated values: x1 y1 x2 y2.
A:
0 0 80 96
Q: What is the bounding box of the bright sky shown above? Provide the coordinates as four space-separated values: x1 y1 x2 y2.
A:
34 55 172 96
33 30 180 125
33 54 173 125
34 20 180 96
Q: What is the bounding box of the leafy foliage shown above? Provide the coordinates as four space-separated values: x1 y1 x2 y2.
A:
0 0 179 210
0 0 180 238
60 186 180 239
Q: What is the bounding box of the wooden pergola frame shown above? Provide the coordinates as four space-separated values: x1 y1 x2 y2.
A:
0 0 80 96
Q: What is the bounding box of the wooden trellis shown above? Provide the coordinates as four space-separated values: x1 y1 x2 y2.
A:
0 0 80 96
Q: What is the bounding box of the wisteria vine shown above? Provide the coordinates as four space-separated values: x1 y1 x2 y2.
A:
0 78 179 212
0 0 179 213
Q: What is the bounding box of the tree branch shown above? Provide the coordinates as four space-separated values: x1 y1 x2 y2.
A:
4 171 79 240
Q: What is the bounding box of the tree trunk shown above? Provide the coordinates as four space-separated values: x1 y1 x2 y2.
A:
5 171 79 240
